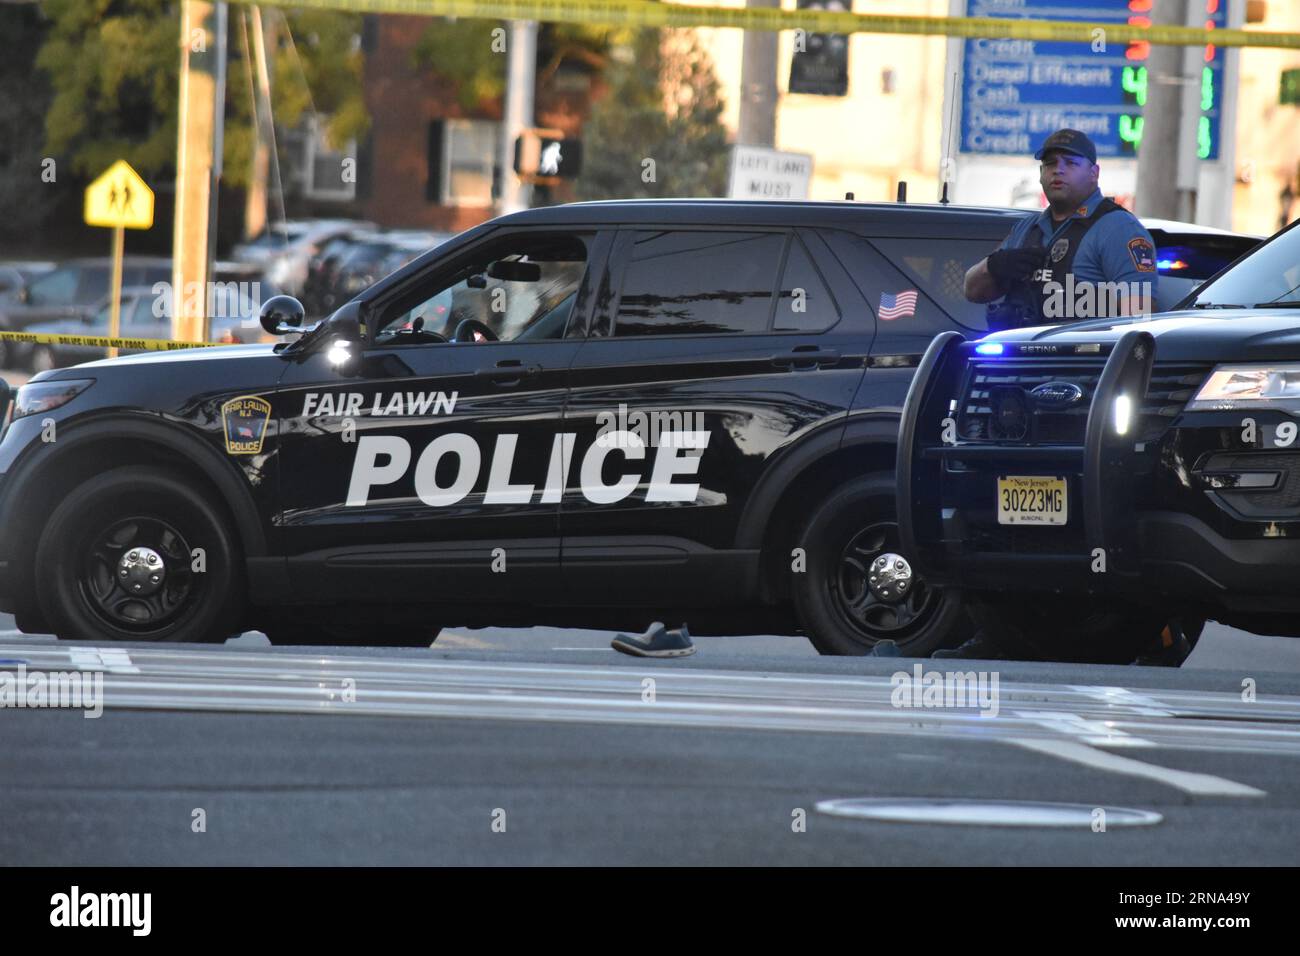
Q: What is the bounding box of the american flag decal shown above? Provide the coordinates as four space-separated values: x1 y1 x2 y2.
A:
878 289 918 321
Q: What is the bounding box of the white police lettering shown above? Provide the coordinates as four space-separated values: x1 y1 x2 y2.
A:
302 391 458 417
582 430 646 505
344 430 712 507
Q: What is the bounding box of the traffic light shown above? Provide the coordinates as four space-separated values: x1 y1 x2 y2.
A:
513 128 582 184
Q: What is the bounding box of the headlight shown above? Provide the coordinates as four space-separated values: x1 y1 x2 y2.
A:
1187 364 1300 411
12 379 93 419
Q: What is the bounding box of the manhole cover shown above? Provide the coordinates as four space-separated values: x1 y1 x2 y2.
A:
814 798 1162 828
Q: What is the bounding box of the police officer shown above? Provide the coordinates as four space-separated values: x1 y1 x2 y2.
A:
964 129 1158 329
941 130 1188 664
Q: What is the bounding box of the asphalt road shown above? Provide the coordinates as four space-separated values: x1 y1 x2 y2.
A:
2 614 1299 865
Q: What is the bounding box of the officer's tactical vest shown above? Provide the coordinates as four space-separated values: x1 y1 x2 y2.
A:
1006 198 1125 324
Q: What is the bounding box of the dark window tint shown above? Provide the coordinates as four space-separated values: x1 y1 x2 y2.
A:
774 236 838 331
614 231 784 336
868 237 993 333
1147 231 1260 281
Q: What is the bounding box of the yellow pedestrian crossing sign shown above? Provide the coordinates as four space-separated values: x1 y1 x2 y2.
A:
84 159 154 230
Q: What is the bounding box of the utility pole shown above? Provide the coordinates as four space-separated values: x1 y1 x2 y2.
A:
244 5 276 241
1135 0 1189 219
738 0 779 146
173 0 228 343
498 20 537 215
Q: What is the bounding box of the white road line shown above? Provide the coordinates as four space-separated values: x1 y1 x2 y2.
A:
1008 737 1266 797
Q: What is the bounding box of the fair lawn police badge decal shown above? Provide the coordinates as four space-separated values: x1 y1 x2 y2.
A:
222 395 271 455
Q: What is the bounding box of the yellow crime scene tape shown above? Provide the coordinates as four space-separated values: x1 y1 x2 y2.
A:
229 0 1300 50
0 330 222 352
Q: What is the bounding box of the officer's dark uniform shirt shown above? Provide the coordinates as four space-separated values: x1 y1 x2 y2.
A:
996 186 1157 320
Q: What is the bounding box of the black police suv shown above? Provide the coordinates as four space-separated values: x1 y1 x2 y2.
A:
0 199 1025 653
899 215 1300 662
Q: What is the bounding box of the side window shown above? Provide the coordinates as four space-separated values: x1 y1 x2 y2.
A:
27 267 78 306
77 267 110 303
377 233 591 344
774 235 839 332
613 231 785 337
867 237 995 333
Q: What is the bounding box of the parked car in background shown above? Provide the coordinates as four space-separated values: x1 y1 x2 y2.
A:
25 280 274 372
0 257 171 369
305 230 452 319
232 219 376 296
0 262 55 309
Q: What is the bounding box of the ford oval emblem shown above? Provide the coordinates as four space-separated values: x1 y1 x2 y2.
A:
1030 381 1085 408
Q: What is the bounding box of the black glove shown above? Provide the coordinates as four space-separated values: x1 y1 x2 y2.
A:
986 247 1043 287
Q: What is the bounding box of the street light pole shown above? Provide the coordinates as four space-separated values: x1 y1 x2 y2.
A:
498 20 537 215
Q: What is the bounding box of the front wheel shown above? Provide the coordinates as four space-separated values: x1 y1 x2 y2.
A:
792 474 970 656
35 466 244 642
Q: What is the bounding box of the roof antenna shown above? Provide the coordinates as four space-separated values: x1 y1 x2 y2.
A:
896 181 907 203
939 69 958 205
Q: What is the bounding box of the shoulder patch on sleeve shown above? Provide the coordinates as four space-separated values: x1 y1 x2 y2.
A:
1127 237 1156 273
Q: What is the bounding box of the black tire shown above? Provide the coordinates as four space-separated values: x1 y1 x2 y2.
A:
34 466 244 643
791 474 970 656
262 609 440 648
965 593 1168 664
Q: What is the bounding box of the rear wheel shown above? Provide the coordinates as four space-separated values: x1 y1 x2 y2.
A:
34 466 243 643
792 474 970 656
965 593 1169 663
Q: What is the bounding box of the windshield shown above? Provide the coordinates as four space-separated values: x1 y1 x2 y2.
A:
1188 222 1300 308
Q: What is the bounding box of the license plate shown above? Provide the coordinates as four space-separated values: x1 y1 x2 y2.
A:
997 476 1068 526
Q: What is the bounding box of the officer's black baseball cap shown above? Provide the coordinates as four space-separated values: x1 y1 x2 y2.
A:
1034 129 1098 165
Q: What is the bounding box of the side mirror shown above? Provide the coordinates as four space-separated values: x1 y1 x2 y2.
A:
259 294 306 335
467 273 487 289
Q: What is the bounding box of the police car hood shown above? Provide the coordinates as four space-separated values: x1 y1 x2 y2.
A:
981 308 1300 363
68 342 279 369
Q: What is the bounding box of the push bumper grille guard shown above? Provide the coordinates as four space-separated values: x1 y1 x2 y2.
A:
897 330 1157 581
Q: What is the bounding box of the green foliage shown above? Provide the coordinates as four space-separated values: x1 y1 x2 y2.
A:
576 29 730 201
0 3 55 235
36 0 368 188
412 19 507 112
412 19 614 113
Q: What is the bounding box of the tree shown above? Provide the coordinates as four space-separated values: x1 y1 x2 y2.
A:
575 29 730 200
0 3 55 237
36 0 368 190
411 19 615 113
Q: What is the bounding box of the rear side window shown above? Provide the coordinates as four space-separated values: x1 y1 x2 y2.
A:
868 237 994 333
1147 231 1260 281
614 231 785 336
774 235 839 332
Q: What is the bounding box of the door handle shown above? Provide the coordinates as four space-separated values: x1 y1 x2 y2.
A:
770 347 840 370
475 361 541 384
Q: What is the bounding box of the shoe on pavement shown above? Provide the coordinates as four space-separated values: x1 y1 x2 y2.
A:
611 622 696 658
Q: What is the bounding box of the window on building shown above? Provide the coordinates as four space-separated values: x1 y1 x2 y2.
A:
434 119 500 208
